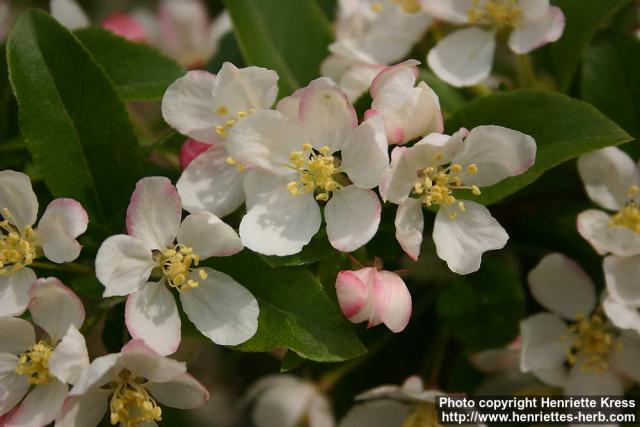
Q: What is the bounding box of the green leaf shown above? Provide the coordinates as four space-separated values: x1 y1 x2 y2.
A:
581 32 640 141
549 0 632 91
7 10 140 222
261 232 334 267
281 351 305 372
445 90 632 205
419 70 468 117
436 258 524 352
223 0 333 95
75 27 185 101
205 251 366 362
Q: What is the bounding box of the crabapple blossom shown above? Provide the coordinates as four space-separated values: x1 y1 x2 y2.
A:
95 176 259 355
0 170 88 317
226 77 389 256
380 126 536 274
520 253 640 395
424 0 565 87
245 374 334 427
321 0 431 101
365 60 443 145
0 278 89 427
57 339 209 427
162 63 279 217
336 267 412 332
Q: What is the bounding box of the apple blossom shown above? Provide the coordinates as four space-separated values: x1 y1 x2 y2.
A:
162 63 279 217
50 0 89 30
321 0 431 101
0 278 89 427
95 176 259 355
226 77 389 256
245 374 334 427
0 170 88 317
424 0 565 87
520 253 640 395
57 339 209 427
380 126 536 274
336 267 412 332
365 60 443 145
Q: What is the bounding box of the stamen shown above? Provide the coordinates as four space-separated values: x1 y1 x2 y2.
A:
109 370 162 427
562 313 620 373
286 144 342 201
213 108 257 139
467 0 523 28
610 186 640 234
15 341 53 385
392 0 422 13
0 208 39 276
156 244 207 292
216 106 229 116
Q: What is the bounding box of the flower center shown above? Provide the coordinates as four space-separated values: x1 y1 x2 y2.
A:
15 341 53 385
155 244 207 292
411 155 480 219
467 0 523 28
109 370 162 427
214 107 256 139
609 185 640 233
287 144 342 201
563 313 620 373
0 208 38 276
403 402 441 427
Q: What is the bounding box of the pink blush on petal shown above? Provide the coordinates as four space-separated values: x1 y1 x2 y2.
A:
102 12 148 43
179 139 211 170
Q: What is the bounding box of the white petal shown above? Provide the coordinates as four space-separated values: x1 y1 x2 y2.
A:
177 212 242 258
308 395 334 427
146 373 209 409
0 268 36 317
50 0 89 29
577 209 640 257
370 60 419 114
604 255 640 305
406 130 465 171
49 325 89 385
126 177 182 249
612 332 640 382
577 147 640 211
339 400 410 427
336 268 374 325
0 171 38 229
420 0 472 23
532 368 567 388
0 317 34 354
519 0 550 19
69 353 120 395
565 367 623 396
5 380 68 427
452 125 536 187
372 270 412 333
527 253 596 319
427 27 496 88
95 235 155 298
55 390 110 427
0 354 29 417
394 198 424 261
211 62 279 112
125 282 181 356
161 70 221 144
176 144 245 217
251 379 315 427
180 268 259 346
227 110 310 175
325 186 381 253
37 198 88 263
509 6 565 54
390 82 443 144
28 277 84 343
340 116 389 189
379 147 414 204
240 171 321 256
298 77 357 153
432 201 508 275
338 64 384 103
519 313 569 373
603 295 640 332
119 340 186 383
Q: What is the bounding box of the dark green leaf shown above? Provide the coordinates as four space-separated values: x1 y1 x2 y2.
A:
223 0 333 95
281 351 305 372
436 258 524 352
102 302 126 353
205 251 366 362
75 27 185 101
420 70 468 117
445 90 632 205
7 10 140 222
261 232 334 267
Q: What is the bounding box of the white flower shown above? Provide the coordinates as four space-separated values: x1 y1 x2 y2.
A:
95 176 259 356
245 374 334 427
0 170 88 317
380 126 535 274
50 0 89 30
520 253 640 395
365 60 443 145
336 267 412 332
57 339 209 427
226 77 389 256
321 0 432 101
162 63 279 217
424 0 565 87
0 278 89 427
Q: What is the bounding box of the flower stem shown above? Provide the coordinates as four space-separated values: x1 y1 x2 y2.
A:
516 54 538 89
30 260 93 275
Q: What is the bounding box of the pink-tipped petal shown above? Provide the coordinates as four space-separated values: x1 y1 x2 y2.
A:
28 277 85 343
37 198 88 263
102 12 148 42
179 139 211 170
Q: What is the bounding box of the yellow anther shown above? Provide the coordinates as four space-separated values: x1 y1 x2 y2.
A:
302 143 313 152
563 313 619 373
109 370 162 427
448 212 458 220
371 2 383 12
16 342 53 385
467 0 523 28
319 146 331 155
451 164 462 173
467 163 478 174
225 119 236 128
226 156 237 166
610 202 640 234
471 185 481 196
412 162 480 215
236 110 248 119
215 125 226 137
629 185 640 197
156 244 205 292
393 0 422 13
458 201 466 212
286 144 341 200
433 152 443 162
0 209 39 276
216 106 229 116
